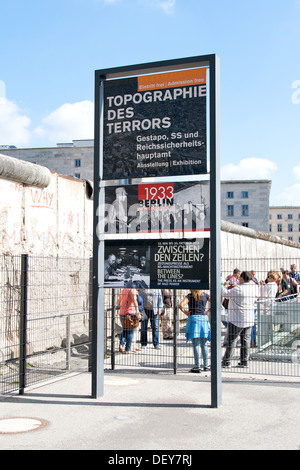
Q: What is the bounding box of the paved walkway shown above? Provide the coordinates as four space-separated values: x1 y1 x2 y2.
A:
0 370 300 450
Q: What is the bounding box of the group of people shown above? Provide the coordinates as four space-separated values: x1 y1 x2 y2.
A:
221 264 300 368
116 263 300 373
117 286 211 374
117 288 174 355
224 265 299 301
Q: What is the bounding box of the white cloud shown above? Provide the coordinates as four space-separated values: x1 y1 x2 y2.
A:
34 101 94 145
293 164 300 180
0 84 94 148
102 0 176 14
0 96 31 147
273 183 300 206
156 0 175 14
0 81 6 98
135 0 176 14
221 158 278 181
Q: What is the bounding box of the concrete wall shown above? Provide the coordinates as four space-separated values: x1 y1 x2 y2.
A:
0 147 272 234
221 220 300 277
0 172 93 257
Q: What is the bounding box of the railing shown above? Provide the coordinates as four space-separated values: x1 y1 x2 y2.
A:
103 287 300 378
1 254 300 396
256 295 300 361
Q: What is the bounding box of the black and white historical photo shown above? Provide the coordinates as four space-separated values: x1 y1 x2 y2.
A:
104 241 151 288
103 181 210 236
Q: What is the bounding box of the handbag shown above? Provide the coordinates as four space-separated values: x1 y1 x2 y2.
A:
123 314 139 330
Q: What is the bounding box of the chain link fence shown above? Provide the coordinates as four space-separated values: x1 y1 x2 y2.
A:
103 259 300 378
1 255 299 396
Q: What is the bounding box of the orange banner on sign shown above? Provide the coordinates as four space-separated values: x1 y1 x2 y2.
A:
138 68 206 92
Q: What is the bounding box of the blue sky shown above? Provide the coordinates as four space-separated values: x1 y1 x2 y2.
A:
1 0 300 206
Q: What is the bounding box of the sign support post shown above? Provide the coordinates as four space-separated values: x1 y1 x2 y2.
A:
92 75 105 399
209 55 222 408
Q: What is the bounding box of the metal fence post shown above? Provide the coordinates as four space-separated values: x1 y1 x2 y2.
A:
66 315 71 370
111 289 116 370
19 254 28 395
88 257 93 372
257 302 261 350
173 290 178 374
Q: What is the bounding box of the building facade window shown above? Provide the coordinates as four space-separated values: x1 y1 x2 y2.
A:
288 214 293 219
75 159 81 167
277 214 282 219
74 173 81 179
277 224 282 232
288 224 293 232
227 205 234 216
242 205 249 216
227 192 234 199
242 191 248 198
242 223 249 227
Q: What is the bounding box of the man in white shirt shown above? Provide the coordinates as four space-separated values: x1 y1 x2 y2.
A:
221 271 259 368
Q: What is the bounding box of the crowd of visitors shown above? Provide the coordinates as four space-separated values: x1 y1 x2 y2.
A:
117 286 211 372
221 264 300 368
116 264 300 372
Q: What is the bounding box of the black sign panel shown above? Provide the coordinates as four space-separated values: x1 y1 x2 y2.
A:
102 68 207 179
104 238 209 289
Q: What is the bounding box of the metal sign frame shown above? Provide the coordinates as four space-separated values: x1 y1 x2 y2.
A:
93 54 221 407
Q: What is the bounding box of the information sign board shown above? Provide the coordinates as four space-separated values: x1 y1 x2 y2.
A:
103 68 207 179
93 55 221 406
104 238 209 290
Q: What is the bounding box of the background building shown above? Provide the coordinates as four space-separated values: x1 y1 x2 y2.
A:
221 180 272 233
0 140 94 181
269 206 300 243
